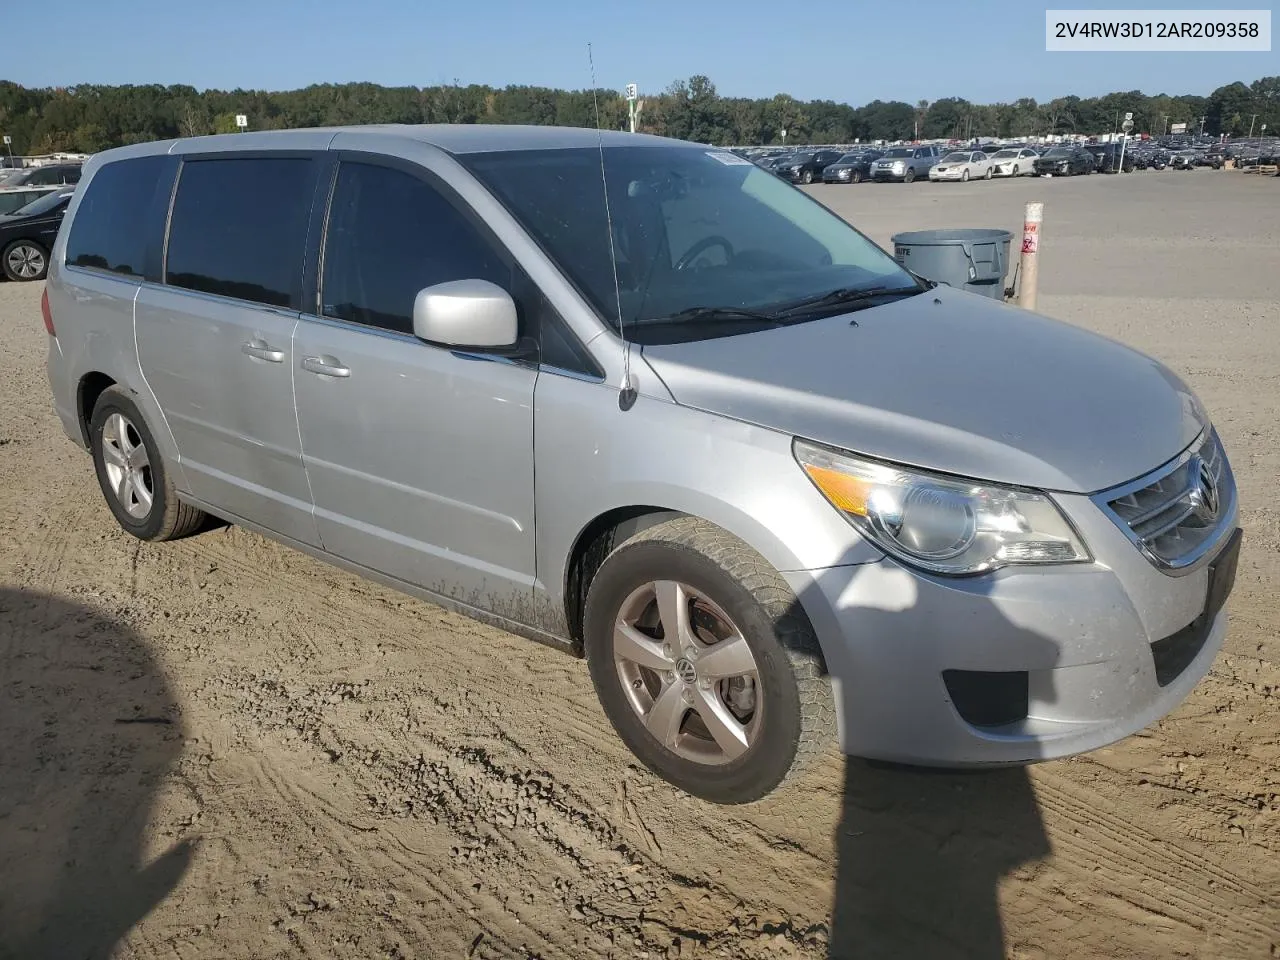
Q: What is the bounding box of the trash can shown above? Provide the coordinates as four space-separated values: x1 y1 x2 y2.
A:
891 228 1013 300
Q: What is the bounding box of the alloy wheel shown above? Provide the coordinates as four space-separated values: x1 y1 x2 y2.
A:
6 243 45 280
613 580 761 765
101 412 155 519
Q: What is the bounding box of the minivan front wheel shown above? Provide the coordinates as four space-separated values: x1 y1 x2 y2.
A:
584 517 832 804
90 386 207 541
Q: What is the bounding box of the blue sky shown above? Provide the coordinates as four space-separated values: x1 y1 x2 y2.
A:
7 0 1274 103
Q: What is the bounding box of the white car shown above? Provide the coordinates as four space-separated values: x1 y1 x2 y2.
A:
988 147 1040 177
928 150 993 182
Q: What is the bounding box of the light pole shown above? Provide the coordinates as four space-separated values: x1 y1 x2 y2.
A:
1199 115 1207 136
1160 114 1170 135
1247 114 1258 138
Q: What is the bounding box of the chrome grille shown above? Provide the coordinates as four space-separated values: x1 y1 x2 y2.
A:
1096 430 1235 573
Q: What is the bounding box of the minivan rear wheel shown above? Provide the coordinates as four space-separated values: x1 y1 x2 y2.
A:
583 517 833 804
89 386 207 541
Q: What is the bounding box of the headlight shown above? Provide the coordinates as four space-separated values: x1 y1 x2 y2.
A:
794 440 1090 575
891 160 905 170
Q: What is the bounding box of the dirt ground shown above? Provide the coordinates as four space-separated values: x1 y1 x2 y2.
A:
1 168 1278 960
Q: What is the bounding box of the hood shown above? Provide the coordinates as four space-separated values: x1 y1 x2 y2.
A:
640 287 1205 494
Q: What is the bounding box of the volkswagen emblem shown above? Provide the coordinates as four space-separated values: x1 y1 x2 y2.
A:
1188 456 1219 523
675 658 698 685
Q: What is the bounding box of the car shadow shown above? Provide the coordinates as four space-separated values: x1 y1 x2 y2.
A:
0 587 192 960
788 559 1059 959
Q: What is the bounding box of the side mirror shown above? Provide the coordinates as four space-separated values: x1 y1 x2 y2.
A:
412 279 518 351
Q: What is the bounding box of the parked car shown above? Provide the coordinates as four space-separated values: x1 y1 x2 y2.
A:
928 150 993 182
0 187 75 281
1033 147 1094 176
988 147 1039 177
1084 143 1136 173
1170 151 1200 170
774 150 845 185
45 127 1241 804
821 151 882 184
1198 148 1225 169
871 145 940 183
0 184 63 215
0 163 82 187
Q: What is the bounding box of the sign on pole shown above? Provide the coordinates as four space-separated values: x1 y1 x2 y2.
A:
235 114 248 130
1170 122 1187 134
2 135 10 145
624 83 637 102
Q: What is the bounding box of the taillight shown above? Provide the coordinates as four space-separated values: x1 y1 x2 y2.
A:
41 287 55 337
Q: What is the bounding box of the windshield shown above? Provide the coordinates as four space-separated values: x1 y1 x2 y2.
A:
836 154 862 163
788 153 815 163
941 153 970 163
882 148 913 158
992 150 1018 159
463 146 920 343
9 189 71 217
1043 149 1071 158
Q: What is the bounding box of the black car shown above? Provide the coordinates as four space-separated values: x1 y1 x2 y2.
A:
0 188 74 281
1083 143 1136 173
1032 147 1094 176
773 150 845 184
821 150 883 184
0 163 82 187
1169 151 1200 170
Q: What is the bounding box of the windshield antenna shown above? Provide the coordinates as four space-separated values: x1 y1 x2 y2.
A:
588 42 637 412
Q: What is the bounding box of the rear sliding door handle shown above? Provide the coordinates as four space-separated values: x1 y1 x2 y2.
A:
242 339 285 363
302 356 351 378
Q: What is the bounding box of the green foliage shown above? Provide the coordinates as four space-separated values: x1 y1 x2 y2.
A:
0 75 1277 155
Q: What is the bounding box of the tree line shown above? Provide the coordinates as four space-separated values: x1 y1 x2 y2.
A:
1 74 1277 156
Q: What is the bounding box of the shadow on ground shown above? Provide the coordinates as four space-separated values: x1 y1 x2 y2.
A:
0 587 192 960
789 561 1057 959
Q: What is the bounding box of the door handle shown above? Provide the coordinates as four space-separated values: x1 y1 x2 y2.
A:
242 340 285 363
302 356 351 378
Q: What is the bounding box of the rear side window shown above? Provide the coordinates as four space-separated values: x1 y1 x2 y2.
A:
65 155 167 277
321 161 508 334
165 156 316 309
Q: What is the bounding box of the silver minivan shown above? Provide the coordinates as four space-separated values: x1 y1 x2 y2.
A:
44 126 1241 804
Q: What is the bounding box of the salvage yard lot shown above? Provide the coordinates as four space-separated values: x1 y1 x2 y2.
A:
2 170 1278 959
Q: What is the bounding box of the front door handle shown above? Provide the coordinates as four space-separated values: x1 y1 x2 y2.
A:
242 339 285 363
302 355 351 378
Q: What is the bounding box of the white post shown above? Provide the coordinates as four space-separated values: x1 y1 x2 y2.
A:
1018 201 1044 311
625 83 638 134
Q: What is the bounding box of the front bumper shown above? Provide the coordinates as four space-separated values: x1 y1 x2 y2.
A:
929 170 964 180
872 168 908 180
783 495 1240 766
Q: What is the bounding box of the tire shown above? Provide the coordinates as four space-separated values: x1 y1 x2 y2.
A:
583 517 833 804
1012 164 1020 176
903 167 916 183
801 170 813 184
89 386 207 542
851 169 862 183
2 239 48 282
984 166 993 180
961 169 969 182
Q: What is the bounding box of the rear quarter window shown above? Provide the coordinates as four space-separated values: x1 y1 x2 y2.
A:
65 155 169 277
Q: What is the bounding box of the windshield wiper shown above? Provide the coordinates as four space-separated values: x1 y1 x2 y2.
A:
772 285 922 318
630 306 787 327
